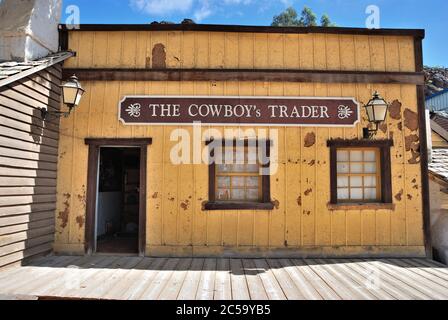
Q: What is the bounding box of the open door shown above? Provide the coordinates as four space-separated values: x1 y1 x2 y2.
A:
84 139 152 256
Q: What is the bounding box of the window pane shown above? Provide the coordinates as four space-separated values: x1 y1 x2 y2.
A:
350 176 363 187
350 188 363 200
246 189 259 201
232 177 245 188
364 176 377 187
246 176 259 188
350 163 363 174
231 189 246 200
337 163 349 174
337 176 349 187
337 150 349 162
364 163 377 174
337 188 349 200
350 150 363 162
364 150 376 162
217 164 231 173
217 177 231 188
235 148 245 164
246 164 259 173
364 188 377 200
217 189 231 200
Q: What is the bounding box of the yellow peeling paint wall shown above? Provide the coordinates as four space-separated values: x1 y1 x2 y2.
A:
54 30 425 257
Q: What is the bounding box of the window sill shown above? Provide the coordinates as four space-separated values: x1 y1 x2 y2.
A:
327 203 396 211
204 201 275 211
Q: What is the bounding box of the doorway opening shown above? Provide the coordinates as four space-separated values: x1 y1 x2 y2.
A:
96 147 141 254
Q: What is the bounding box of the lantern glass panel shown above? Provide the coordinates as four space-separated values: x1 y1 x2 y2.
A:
62 84 78 106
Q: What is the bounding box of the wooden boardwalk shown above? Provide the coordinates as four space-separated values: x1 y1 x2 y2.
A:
0 256 448 300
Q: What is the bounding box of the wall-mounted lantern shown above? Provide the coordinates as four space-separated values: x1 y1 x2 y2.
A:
41 75 85 120
363 91 389 139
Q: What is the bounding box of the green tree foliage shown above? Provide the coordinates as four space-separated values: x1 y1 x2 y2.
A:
272 6 336 27
298 6 317 27
320 14 336 27
271 6 299 27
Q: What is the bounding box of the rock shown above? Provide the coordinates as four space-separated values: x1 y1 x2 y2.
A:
425 66 448 98
181 19 196 25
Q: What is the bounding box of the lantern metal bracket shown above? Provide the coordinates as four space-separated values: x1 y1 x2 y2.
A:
40 106 73 120
363 122 380 139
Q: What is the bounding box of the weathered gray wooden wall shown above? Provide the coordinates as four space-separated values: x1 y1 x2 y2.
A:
0 64 62 268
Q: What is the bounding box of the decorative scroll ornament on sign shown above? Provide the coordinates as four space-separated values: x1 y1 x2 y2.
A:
119 96 360 127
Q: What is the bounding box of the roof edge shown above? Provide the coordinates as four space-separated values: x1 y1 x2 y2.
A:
0 51 75 88
58 23 425 38
426 88 448 101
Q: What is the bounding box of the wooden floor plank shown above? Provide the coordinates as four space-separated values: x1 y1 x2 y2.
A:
378 260 448 299
1 256 447 301
138 258 181 300
358 260 433 300
341 259 413 300
80 257 144 299
291 259 342 300
214 259 231 300
158 258 193 300
229 259 250 300
195 258 217 300
36 255 112 298
388 259 448 288
266 259 306 300
278 259 324 300
252 259 286 300
107 258 162 300
328 259 395 300
304 259 363 300
177 258 205 300
52 256 124 299
409 259 448 280
0 256 83 295
242 259 268 300
29 255 107 297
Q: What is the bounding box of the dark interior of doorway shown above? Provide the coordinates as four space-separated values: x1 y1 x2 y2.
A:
96 147 140 254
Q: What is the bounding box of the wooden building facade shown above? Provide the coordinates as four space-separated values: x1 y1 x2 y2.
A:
54 24 430 259
0 52 73 267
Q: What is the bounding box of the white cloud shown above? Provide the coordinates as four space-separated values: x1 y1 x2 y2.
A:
222 0 253 4
279 0 293 7
129 0 194 16
193 0 212 22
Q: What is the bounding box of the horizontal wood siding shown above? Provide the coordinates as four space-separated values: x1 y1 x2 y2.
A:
0 65 62 268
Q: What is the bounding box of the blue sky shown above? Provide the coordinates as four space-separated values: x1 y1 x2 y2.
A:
61 0 447 66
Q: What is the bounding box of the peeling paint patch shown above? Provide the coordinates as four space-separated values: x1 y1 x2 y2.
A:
308 160 315 166
152 192 159 199
303 210 311 216
407 194 413 200
58 193 71 230
180 200 190 211
389 100 402 120
404 109 419 131
379 123 388 134
397 122 403 131
272 199 280 210
304 189 312 196
76 215 85 229
297 196 302 206
405 134 421 164
395 189 404 201
152 43 166 69
77 186 87 210
304 133 316 148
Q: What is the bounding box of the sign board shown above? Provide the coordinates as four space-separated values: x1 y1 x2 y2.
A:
119 96 360 127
